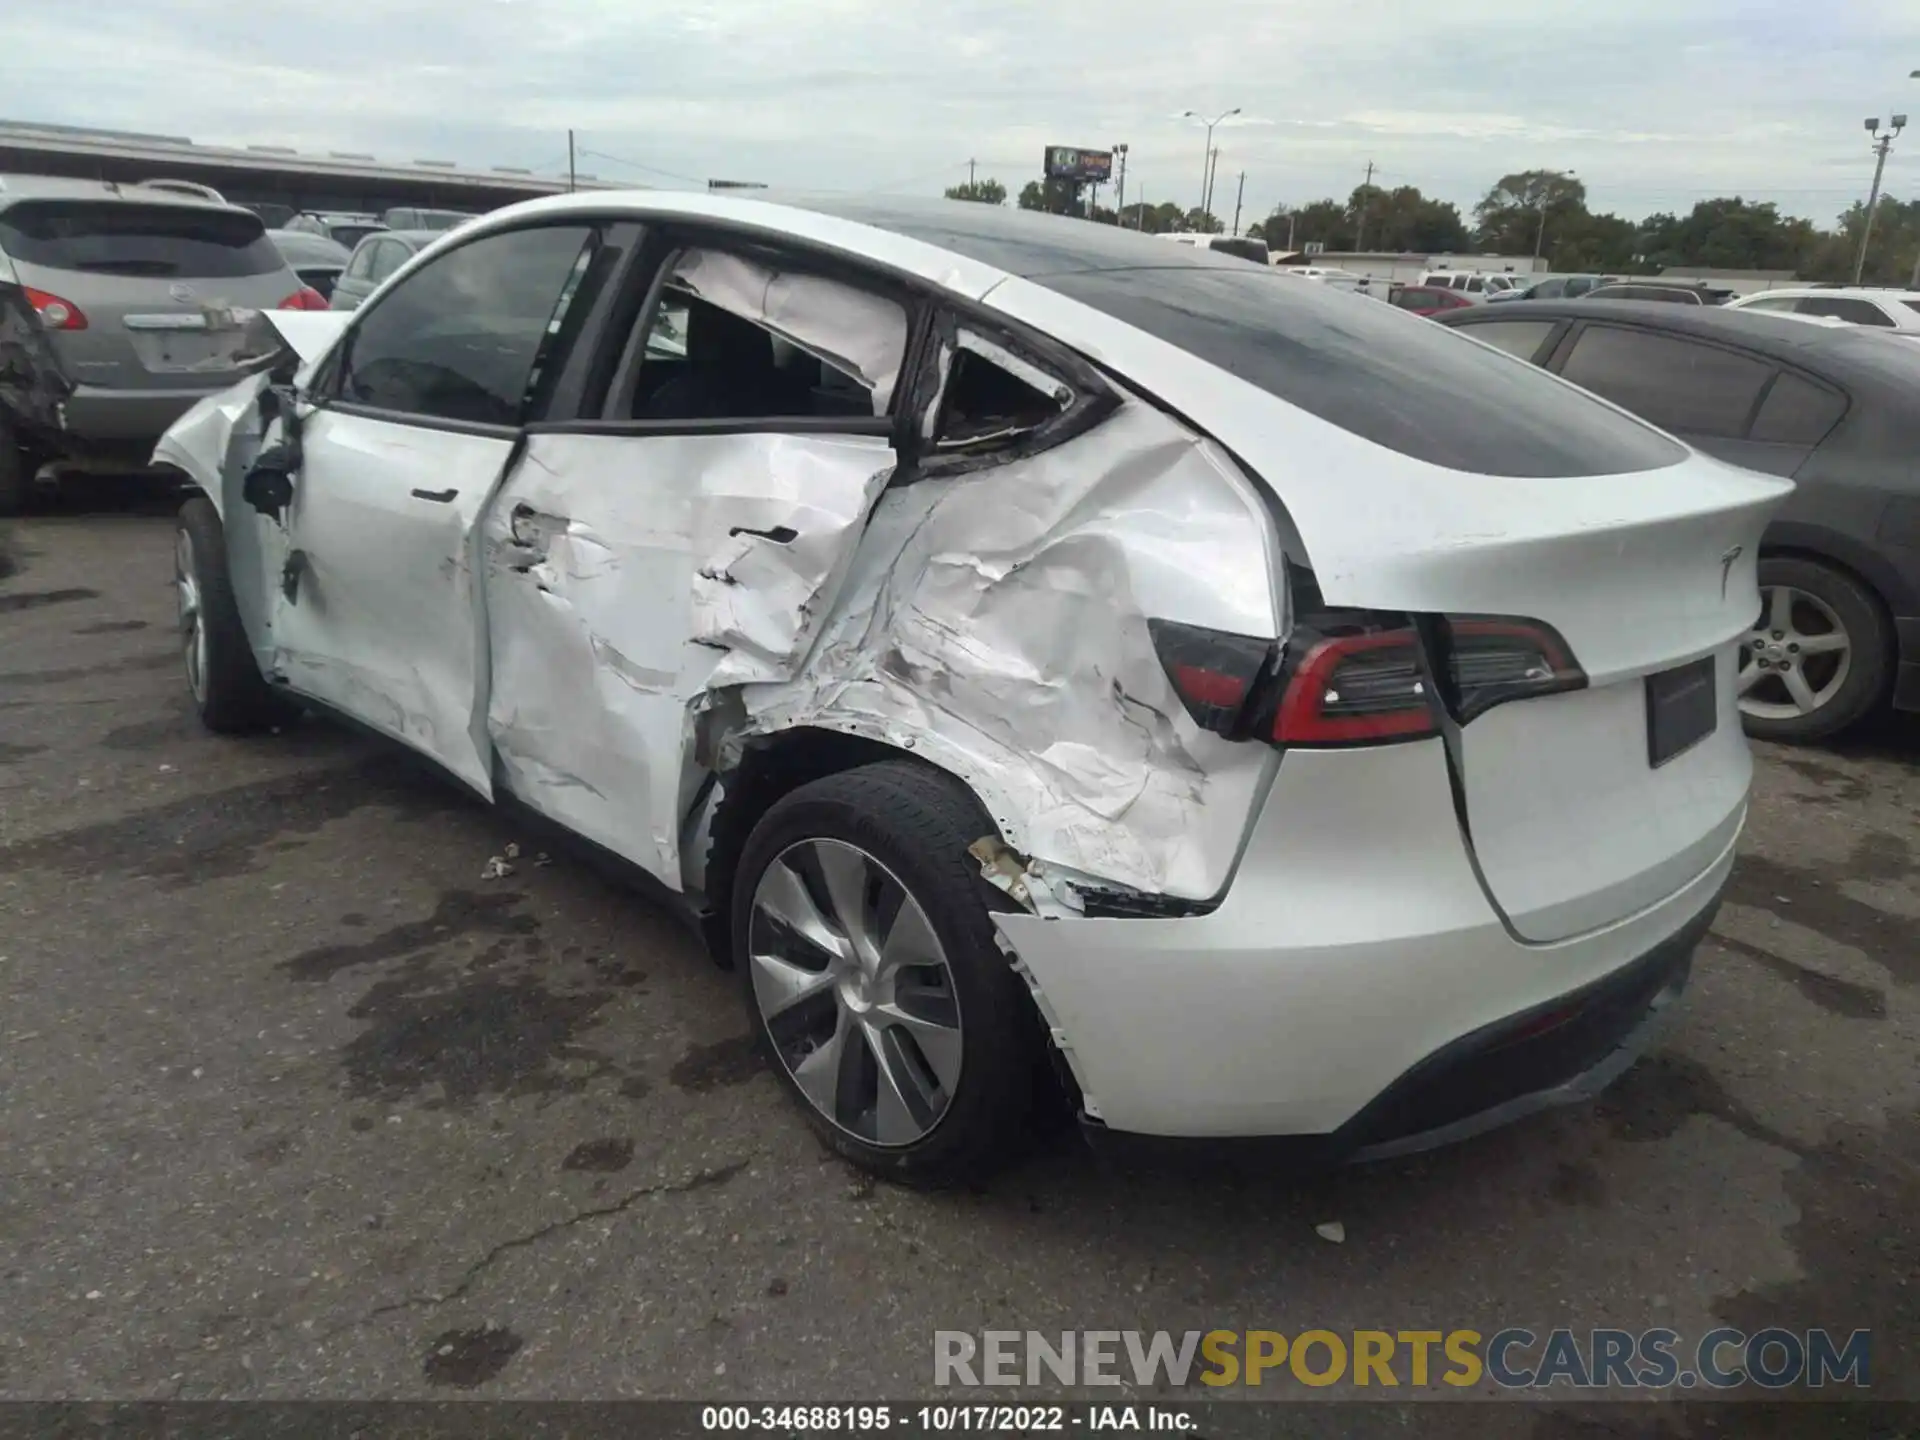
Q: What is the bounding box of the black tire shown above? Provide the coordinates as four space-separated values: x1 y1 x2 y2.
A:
0 416 28 517
1740 555 1890 744
731 760 1050 1188
175 495 283 733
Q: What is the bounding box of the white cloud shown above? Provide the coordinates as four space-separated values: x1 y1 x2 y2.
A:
1 0 1917 224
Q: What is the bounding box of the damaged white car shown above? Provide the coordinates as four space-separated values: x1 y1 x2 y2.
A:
155 192 1789 1185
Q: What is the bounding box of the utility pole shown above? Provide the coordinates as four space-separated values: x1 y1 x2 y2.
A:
1353 160 1375 251
1113 143 1129 224
1232 170 1246 236
1203 147 1221 220
1855 116 1906 284
968 158 977 188
567 129 577 193
1533 168 1576 261
1287 210 1297 250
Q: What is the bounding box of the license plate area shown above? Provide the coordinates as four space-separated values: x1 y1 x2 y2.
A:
1646 655 1716 768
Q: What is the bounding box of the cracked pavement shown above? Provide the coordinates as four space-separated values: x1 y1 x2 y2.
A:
1 484 1915 1407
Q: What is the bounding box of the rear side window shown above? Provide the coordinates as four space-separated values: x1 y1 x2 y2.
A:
0 200 284 278
1456 318 1559 360
1558 325 1771 438
337 223 593 427
1038 266 1685 476
1750 373 1848 446
1796 296 1894 328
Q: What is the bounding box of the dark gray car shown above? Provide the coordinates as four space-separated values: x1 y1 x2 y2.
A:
328 230 439 311
1438 299 1920 742
0 175 311 512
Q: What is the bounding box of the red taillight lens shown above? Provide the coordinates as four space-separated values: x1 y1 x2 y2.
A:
1274 625 1437 744
1146 618 1274 735
277 286 329 311
24 287 87 330
1440 615 1585 721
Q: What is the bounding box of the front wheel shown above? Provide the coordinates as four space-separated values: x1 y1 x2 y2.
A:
732 760 1050 1188
175 496 284 733
1738 556 1890 743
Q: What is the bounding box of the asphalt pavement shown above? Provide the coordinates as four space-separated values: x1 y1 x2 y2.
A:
1 481 1914 1426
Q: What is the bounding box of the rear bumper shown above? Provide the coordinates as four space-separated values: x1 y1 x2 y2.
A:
993 736 1741 1144
57 384 234 446
1076 893 1711 1170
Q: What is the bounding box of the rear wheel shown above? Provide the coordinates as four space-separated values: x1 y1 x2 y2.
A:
732 760 1048 1188
175 496 283 733
1738 556 1889 743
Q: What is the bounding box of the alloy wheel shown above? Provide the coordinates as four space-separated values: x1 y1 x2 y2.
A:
1738 584 1851 721
747 838 963 1147
175 529 208 705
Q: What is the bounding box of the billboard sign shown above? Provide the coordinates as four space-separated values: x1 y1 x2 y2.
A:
1043 146 1114 183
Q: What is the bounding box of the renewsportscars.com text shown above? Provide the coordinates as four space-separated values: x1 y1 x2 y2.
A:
933 1328 1871 1391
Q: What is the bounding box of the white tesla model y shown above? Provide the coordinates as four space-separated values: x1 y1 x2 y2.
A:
156 192 1787 1185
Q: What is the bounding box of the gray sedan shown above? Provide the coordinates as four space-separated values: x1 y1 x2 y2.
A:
328 229 438 311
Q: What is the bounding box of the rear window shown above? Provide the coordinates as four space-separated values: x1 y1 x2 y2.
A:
1037 266 1686 476
0 200 284 278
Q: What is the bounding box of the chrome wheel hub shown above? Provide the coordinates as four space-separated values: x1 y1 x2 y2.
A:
1738 584 1851 721
174 529 207 704
748 838 962 1148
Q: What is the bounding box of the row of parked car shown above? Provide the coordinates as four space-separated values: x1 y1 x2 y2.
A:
0 176 483 511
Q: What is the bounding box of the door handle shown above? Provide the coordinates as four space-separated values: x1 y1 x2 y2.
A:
410 487 457 503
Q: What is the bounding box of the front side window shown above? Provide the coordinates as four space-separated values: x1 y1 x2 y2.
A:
335 223 594 427
1557 325 1771 438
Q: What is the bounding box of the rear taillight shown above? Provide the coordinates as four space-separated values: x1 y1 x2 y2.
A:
1147 619 1274 735
24 287 87 330
1149 608 1586 749
1439 615 1585 721
1274 619 1435 744
277 286 330 311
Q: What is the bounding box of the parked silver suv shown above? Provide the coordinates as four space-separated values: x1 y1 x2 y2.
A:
0 175 319 511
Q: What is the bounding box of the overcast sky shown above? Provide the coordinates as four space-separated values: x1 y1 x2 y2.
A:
4 0 1919 228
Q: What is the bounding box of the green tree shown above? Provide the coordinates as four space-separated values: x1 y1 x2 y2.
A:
1825 195 1920 284
1117 201 1188 234
1289 198 1355 251
944 177 1007 205
1182 207 1224 234
1352 184 1470 252
1633 198 1820 275
1017 178 1085 217
1473 170 1588 256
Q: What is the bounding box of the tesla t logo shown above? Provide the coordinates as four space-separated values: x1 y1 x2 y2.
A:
1719 545 1744 599
168 283 196 304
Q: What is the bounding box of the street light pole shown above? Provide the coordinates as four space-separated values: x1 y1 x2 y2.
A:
1113 143 1129 224
1181 107 1239 222
1854 115 1907 285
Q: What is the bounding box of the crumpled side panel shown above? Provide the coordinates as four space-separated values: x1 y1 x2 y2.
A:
481 428 895 883
0 283 73 435
729 399 1286 903
671 250 908 414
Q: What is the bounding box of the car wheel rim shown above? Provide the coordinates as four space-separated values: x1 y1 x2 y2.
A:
1738 584 1851 721
748 838 962 1148
175 529 207 704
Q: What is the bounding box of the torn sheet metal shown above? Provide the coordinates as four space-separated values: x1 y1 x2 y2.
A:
729 394 1288 904
671 249 908 413
481 428 895 883
0 283 73 435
